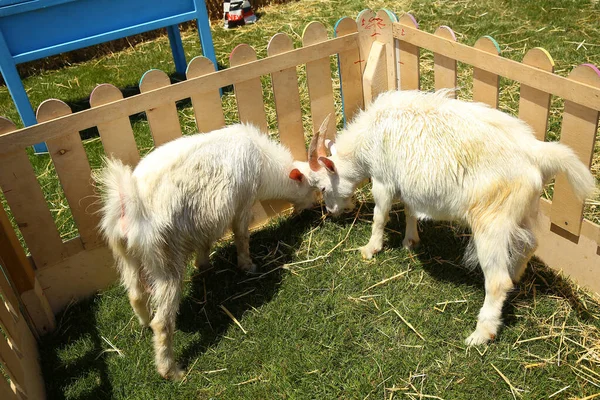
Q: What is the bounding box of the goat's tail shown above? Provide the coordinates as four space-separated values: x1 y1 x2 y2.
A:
93 158 145 250
534 141 597 201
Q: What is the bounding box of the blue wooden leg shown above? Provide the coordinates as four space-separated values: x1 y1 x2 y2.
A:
167 24 187 75
192 0 218 69
0 33 47 153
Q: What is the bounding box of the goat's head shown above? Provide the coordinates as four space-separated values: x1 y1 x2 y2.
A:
292 114 355 216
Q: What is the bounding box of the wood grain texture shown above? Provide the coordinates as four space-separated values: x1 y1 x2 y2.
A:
362 41 387 106
139 69 182 146
433 26 457 96
186 56 225 133
0 34 359 154
303 22 337 142
518 48 554 141
230 44 269 133
392 23 600 110
335 17 364 123
90 84 140 166
267 33 306 161
473 36 500 108
0 118 65 268
397 14 420 90
550 64 599 236
38 99 101 249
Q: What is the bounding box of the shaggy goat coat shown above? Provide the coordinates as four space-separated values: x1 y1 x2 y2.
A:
301 90 596 345
96 124 315 379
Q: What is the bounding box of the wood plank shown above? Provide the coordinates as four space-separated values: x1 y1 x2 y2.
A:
20 276 56 335
473 36 500 108
375 9 397 92
230 44 269 133
0 195 34 296
0 119 65 268
335 17 364 123
0 296 19 351
393 23 600 110
303 21 337 142
550 64 600 237
362 41 387 107
397 14 420 90
37 99 101 249
230 44 275 222
11 309 46 399
139 69 182 147
518 47 554 141
90 84 140 167
0 374 19 400
0 332 24 395
0 34 360 154
536 199 600 295
433 26 457 96
355 9 377 78
186 56 225 133
267 33 306 161
36 244 117 313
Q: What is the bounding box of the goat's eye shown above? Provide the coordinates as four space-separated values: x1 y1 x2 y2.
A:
321 187 326 193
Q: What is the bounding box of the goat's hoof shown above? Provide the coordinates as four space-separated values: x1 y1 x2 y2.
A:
360 245 379 260
465 330 495 346
239 263 257 274
159 365 185 381
402 237 420 250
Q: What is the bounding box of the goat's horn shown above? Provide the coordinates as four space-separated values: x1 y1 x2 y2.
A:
308 113 333 171
308 128 321 171
317 113 332 159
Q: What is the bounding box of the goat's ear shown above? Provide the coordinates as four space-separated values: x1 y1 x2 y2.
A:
289 168 305 182
318 157 336 174
325 139 337 156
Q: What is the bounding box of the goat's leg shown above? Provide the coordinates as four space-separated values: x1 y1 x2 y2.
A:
402 208 420 250
510 218 538 284
233 206 256 272
465 226 514 345
149 273 184 380
360 180 392 259
118 254 151 327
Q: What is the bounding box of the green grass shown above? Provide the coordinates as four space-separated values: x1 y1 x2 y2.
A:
1 0 599 398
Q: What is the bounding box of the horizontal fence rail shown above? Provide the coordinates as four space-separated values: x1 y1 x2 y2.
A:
393 23 600 111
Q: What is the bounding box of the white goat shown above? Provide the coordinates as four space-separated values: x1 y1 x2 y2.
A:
297 90 596 345
96 124 318 380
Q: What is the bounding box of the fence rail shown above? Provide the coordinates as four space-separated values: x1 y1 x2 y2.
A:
0 9 598 398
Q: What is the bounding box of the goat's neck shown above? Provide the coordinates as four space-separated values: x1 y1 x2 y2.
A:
256 159 297 201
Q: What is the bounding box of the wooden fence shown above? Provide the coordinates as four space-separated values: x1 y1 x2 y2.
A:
0 9 598 398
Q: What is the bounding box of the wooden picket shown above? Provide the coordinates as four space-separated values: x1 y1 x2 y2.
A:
0 11 597 398
37 100 101 250
518 48 554 141
397 14 420 90
139 69 182 146
303 22 338 141
267 33 306 161
473 36 500 108
433 26 457 96
335 17 364 122
90 84 141 167
549 64 599 237
186 56 225 133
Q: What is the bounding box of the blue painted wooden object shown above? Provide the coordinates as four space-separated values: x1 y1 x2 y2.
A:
0 0 217 153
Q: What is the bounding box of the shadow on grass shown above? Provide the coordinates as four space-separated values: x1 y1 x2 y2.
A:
355 201 591 328
176 209 321 367
39 298 114 400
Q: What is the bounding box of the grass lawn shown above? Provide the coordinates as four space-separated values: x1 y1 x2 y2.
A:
1 0 599 398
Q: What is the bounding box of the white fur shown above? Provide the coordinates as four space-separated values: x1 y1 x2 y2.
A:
299 89 597 345
96 124 316 380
